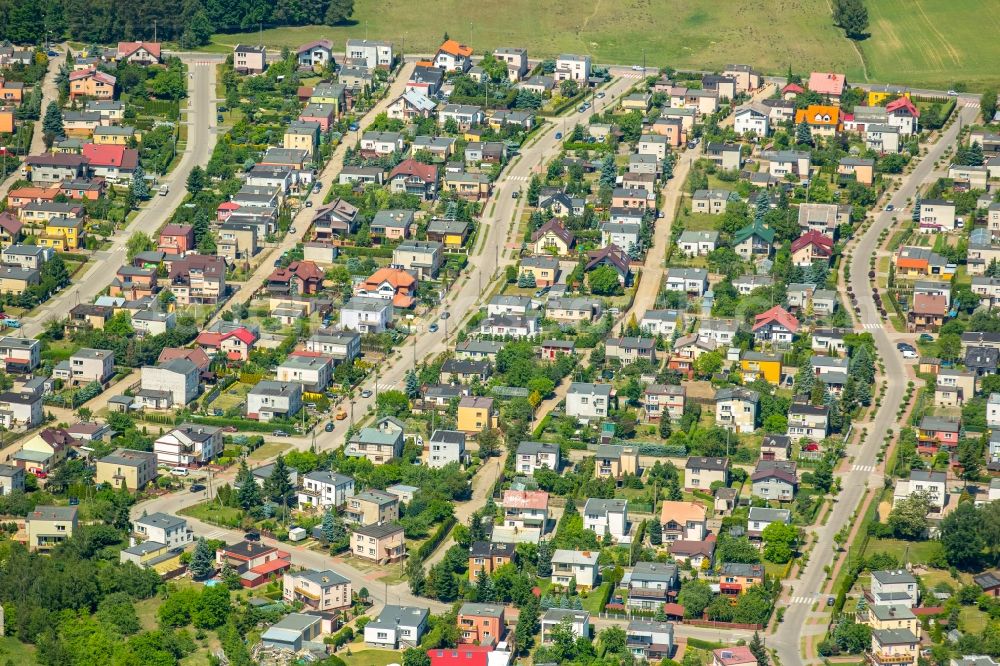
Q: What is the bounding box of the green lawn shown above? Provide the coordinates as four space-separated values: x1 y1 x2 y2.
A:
581 581 610 613
341 648 405 666
863 538 944 566
208 1 863 80
961 605 989 634
680 210 722 232
0 637 39 665
860 0 1000 89
179 501 244 528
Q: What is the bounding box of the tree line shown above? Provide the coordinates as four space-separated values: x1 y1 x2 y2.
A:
0 0 356 48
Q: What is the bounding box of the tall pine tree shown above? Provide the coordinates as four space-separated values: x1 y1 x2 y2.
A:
189 537 215 579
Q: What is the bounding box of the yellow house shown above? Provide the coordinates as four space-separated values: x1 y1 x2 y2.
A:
867 86 910 107
457 396 497 434
740 351 782 385
93 125 138 145
859 604 919 635
594 444 639 479
26 506 78 552
95 448 157 491
283 122 320 151
41 216 85 250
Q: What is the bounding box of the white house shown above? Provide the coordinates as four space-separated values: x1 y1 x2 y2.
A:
554 54 591 82
152 424 223 467
364 605 429 648
138 358 199 409
734 103 769 137
515 441 560 475
640 310 682 337
541 609 590 643
246 381 302 422
340 296 392 333
551 549 599 589
426 429 466 468
297 470 355 510
893 470 947 511
747 506 791 539
870 570 919 606
583 498 629 543
132 512 192 548
664 268 708 296
566 382 612 422
276 354 333 393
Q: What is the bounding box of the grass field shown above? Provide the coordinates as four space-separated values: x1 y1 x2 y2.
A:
205 0 1000 89
864 537 944 565
209 0 863 79
0 637 39 665
860 0 1000 89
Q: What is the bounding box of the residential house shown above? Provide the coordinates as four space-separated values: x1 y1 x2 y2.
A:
351 523 405 564
502 489 549 531
246 381 302 422
734 103 769 137
787 403 829 442
685 456 730 491
642 384 685 422
627 561 678 610
297 471 354 510
555 54 591 81
457 396 497 433
388 159 438 199
720 562 765 596
345 489 400 526
594 444 639 480
752 306 800 344
541 609 590 643
95 448 157 491
715 387 759 433
733 220 775 260
194 323 257 361
659 501 706 541
345 417 406 464
233 44 267 74
893 470 947 511
752 460 799 502
918 416 960 450
169 254 226 305
515 441 560 475
747 506 792 539
551 549 600 589
340 296 393 333
26 506 78 552
137 359 199 409
566 382 613 422
153 424 222 468
468 541 516 582
626 620 674 663
426 429 466 469
69 67 116 100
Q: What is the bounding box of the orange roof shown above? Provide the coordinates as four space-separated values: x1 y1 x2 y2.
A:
502 489 549 510
8 186 59 201
659 500 705 525
897 257 928 270
365 267 416 289
438 39 473 57
415 60 435 68
795 104 840 126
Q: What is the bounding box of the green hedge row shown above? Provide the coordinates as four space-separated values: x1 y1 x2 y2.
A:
416 515 457 560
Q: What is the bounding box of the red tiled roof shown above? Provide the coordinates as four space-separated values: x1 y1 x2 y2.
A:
390 158 437 183
196 326 257 348
157 347 211 370
160 223 193 237
752 305 800 333
531 217 576 246
502 489 548 510
912 293 948 316
790 230 834 254
429 646 492 666
782 83 804 94
662 602 686 617
217 202 240 212
248 557 291 575
886 97 920 118
69 67 116 86
0 211 23 236
118 41 162 59
808 71 846 96
364 266 417 289
82 144 138 169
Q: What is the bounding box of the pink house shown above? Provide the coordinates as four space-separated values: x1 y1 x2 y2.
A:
299 103 336 132
808 72 847 99
918 416 960 451
217 201 240 222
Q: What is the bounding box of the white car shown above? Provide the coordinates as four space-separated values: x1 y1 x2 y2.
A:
947 90 959 96
901 349 917 359
632 65 643 71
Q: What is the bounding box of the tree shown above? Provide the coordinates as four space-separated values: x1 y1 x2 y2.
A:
599 625 627 655
235 460 261 510
263 454 294 509
186 165 205 193
940 501 984 569
477 428 501 458
402 648 431 666
126 232 155 260
957 438 983 481
131 165 150 200
659 418 672 439
376 390 410 418
762 521 798 563
678 579 713 618
600 157 617 188
197 231 217 254
514 595 540 655
42 101 64 147
694 350 724 378
430 561 458 601
833 0 869 38
796 121 812 146
982 90 998 124
321 507 338 541
405 370 420 399
537 539 553 578
750 631 769 666
587 265 623 295
189 537 215 579
649 519 662 545
324 0 355 25
193 584 231 629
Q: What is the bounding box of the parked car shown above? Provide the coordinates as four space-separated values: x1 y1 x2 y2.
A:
349 122 360 131
190 484 206 492
273 430 289 437
361 389 372 398
918 333 935 343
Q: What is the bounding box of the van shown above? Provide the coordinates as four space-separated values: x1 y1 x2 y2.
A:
170 467 189 476
159 185 169 196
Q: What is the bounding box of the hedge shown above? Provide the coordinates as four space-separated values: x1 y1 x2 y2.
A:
416 515 457 560
637 443 687 457
687 638 726 650
340 246 394 258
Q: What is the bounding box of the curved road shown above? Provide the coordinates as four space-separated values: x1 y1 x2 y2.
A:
771 102 979 665
20 56 219 338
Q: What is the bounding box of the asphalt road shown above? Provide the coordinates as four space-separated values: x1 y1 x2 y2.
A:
19 57 218 338
770 102 980 665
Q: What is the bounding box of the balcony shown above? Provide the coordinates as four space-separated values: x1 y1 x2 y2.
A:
868 652 915 665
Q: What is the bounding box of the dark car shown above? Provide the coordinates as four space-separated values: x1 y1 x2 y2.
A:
190 484 206 493
325 422 334 432
244 532 261 542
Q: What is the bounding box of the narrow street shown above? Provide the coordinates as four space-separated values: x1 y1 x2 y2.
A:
770 102 980 665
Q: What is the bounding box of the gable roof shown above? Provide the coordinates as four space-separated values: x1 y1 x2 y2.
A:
733 220 775 245
390 158 437 183
118 41 162 59
531 218 576 246
791 230 835 254
752 305 800 333
438 39 473 57
808 72 846 96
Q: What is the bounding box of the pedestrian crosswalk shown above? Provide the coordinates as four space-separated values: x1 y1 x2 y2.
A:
374 383 395 393
861 322 883 330
620 72 644 79
204 529 229 540
190 60 216 66
507 175 530 182
789 596 816 605
852 464 877 473
965 101 981 109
